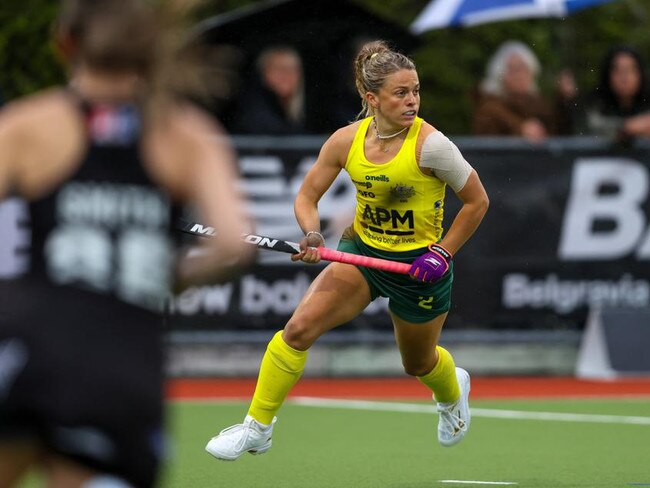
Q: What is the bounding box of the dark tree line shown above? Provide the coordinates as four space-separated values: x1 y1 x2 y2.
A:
1 0 648 134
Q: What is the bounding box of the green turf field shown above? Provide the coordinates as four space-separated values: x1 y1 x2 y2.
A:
18 398 650 487
161 398 650 488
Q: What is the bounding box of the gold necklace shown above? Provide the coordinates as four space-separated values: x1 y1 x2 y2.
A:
373 119 407 153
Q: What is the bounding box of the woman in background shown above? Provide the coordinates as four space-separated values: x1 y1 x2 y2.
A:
583 45 650 141
231 46 308 135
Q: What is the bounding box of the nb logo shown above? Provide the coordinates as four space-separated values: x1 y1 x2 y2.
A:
424 257 442 268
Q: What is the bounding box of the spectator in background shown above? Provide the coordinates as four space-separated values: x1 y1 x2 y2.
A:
472 40 565 143
231 45 307 135
583 45 650 141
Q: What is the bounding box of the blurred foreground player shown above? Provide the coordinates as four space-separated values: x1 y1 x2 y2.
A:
0 1 253 486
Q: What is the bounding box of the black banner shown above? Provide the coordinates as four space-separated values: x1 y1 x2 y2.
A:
445 144 650 330
3 138 649 332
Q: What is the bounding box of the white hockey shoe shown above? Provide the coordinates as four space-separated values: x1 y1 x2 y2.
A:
436 367 471 447
205 415 276 461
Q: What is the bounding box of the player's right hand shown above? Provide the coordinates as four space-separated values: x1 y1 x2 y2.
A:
291 232 324 263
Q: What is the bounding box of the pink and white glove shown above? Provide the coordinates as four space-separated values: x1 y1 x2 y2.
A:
408 244 452 283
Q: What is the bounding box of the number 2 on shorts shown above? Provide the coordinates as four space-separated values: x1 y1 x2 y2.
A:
418 296 434 309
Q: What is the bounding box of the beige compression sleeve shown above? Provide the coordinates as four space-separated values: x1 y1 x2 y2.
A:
420 131 473 192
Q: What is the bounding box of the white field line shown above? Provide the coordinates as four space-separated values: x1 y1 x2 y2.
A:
289 397 650 426
440 481 518 485
168 394 650 404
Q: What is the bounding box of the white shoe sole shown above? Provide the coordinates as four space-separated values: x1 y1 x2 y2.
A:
205 439 272 461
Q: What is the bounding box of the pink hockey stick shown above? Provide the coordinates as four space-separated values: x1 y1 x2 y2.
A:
318 247 410 274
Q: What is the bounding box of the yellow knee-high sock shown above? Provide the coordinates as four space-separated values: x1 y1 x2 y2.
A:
417 346 460 404
247 331 308 425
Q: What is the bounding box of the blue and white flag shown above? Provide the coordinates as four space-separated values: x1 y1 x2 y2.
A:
411 0 617 33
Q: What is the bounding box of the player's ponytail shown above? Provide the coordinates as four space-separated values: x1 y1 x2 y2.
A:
353 40 416 119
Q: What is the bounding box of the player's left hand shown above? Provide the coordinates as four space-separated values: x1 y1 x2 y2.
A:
408 243 452 283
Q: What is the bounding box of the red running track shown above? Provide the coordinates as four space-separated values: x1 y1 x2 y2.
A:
167 377 650 401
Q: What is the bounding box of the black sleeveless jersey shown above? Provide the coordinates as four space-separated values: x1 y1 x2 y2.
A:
25 94 179 313
0 93 179 487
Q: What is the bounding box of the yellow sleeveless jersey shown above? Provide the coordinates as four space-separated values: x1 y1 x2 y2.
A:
345 116 446 252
